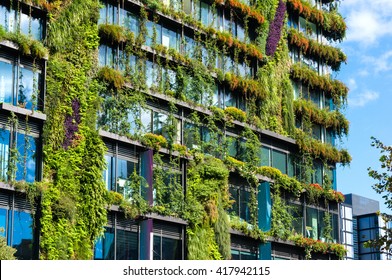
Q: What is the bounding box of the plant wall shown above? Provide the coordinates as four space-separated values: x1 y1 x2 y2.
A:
10 0 348 260
39 0 108 259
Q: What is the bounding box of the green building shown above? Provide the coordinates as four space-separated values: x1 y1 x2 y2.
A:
0 0 349 260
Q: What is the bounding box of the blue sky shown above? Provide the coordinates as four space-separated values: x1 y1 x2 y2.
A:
336 0 392 215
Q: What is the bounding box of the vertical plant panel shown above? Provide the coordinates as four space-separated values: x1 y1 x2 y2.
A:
40 0 107 260
266 0 286 56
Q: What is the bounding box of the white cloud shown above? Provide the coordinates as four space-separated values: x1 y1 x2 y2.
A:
358 69 369 77
361 50 392 73
348 90 379 107
341 0 392 46
348 78 357 91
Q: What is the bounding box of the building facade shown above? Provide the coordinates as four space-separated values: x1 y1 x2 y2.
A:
0 0 349 260
342 194 392 260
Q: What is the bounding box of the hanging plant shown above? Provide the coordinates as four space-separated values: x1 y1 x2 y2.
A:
288 28 346 71
286 0 346 42
291 63 349 107
294 99 349 137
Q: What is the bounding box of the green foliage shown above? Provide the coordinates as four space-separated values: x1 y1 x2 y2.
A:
0 228 16 260
291 63 348 108
141 133 168 150
214 205 231 259
270 192 294 240
294 98 349 138
366 137 392 252
185 154 231 259
98 24 127 45
288 28 346 71
295 128 351 165
224 107 247 123
0 26 48 60
40 0 108 260
286 0 346 42
97 66 125 89
289 234 346 259
229 215 267 242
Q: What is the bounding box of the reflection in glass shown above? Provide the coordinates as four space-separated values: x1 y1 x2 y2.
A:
16 133 37 183
94 227 115 260
0 128 10 181
0 60 13 105
18 67 39 110
11 211 33 260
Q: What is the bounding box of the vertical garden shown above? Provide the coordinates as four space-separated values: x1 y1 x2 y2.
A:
0 0 350 260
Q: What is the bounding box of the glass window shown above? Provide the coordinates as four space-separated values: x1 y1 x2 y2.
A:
299 17 307 34
224 12 231 33
215 8 223 31
162 26 178 51
30 16 43 41
116 229 138 260
290 203 303 235
121 9 138 35
229 185 251 222
0 4 15 33
240 250 257 260
239 187 250 222
153 235 182 260
345 206 353 220
345 219 353 233
184 122 199 150
94 227 115 260
272 150 287 174
103 155 115 191
184 35 195 57
99 4 107 25
11 211 33 260
227 136 237 158
140 108 152 134
19 12 30 37
18 66 39 110
16 133 37 183
306 207 318 240
98 45 116 68
0 128 10 181
309 90 320 107
145 21 155 47
312 161 323 185
0 208 6 237
152 111 168 137
184 0 192 14
236 22 245 42
260 146 270 167
231 249 240 260
145 60 155 88
200 1 209 26
224 90 235 108
325 129 335 146
117 159 138 197
312 124 322 141
0 59 14 105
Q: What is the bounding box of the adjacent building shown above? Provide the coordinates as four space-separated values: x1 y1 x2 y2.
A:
341 194 392 260
0 0 349 260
